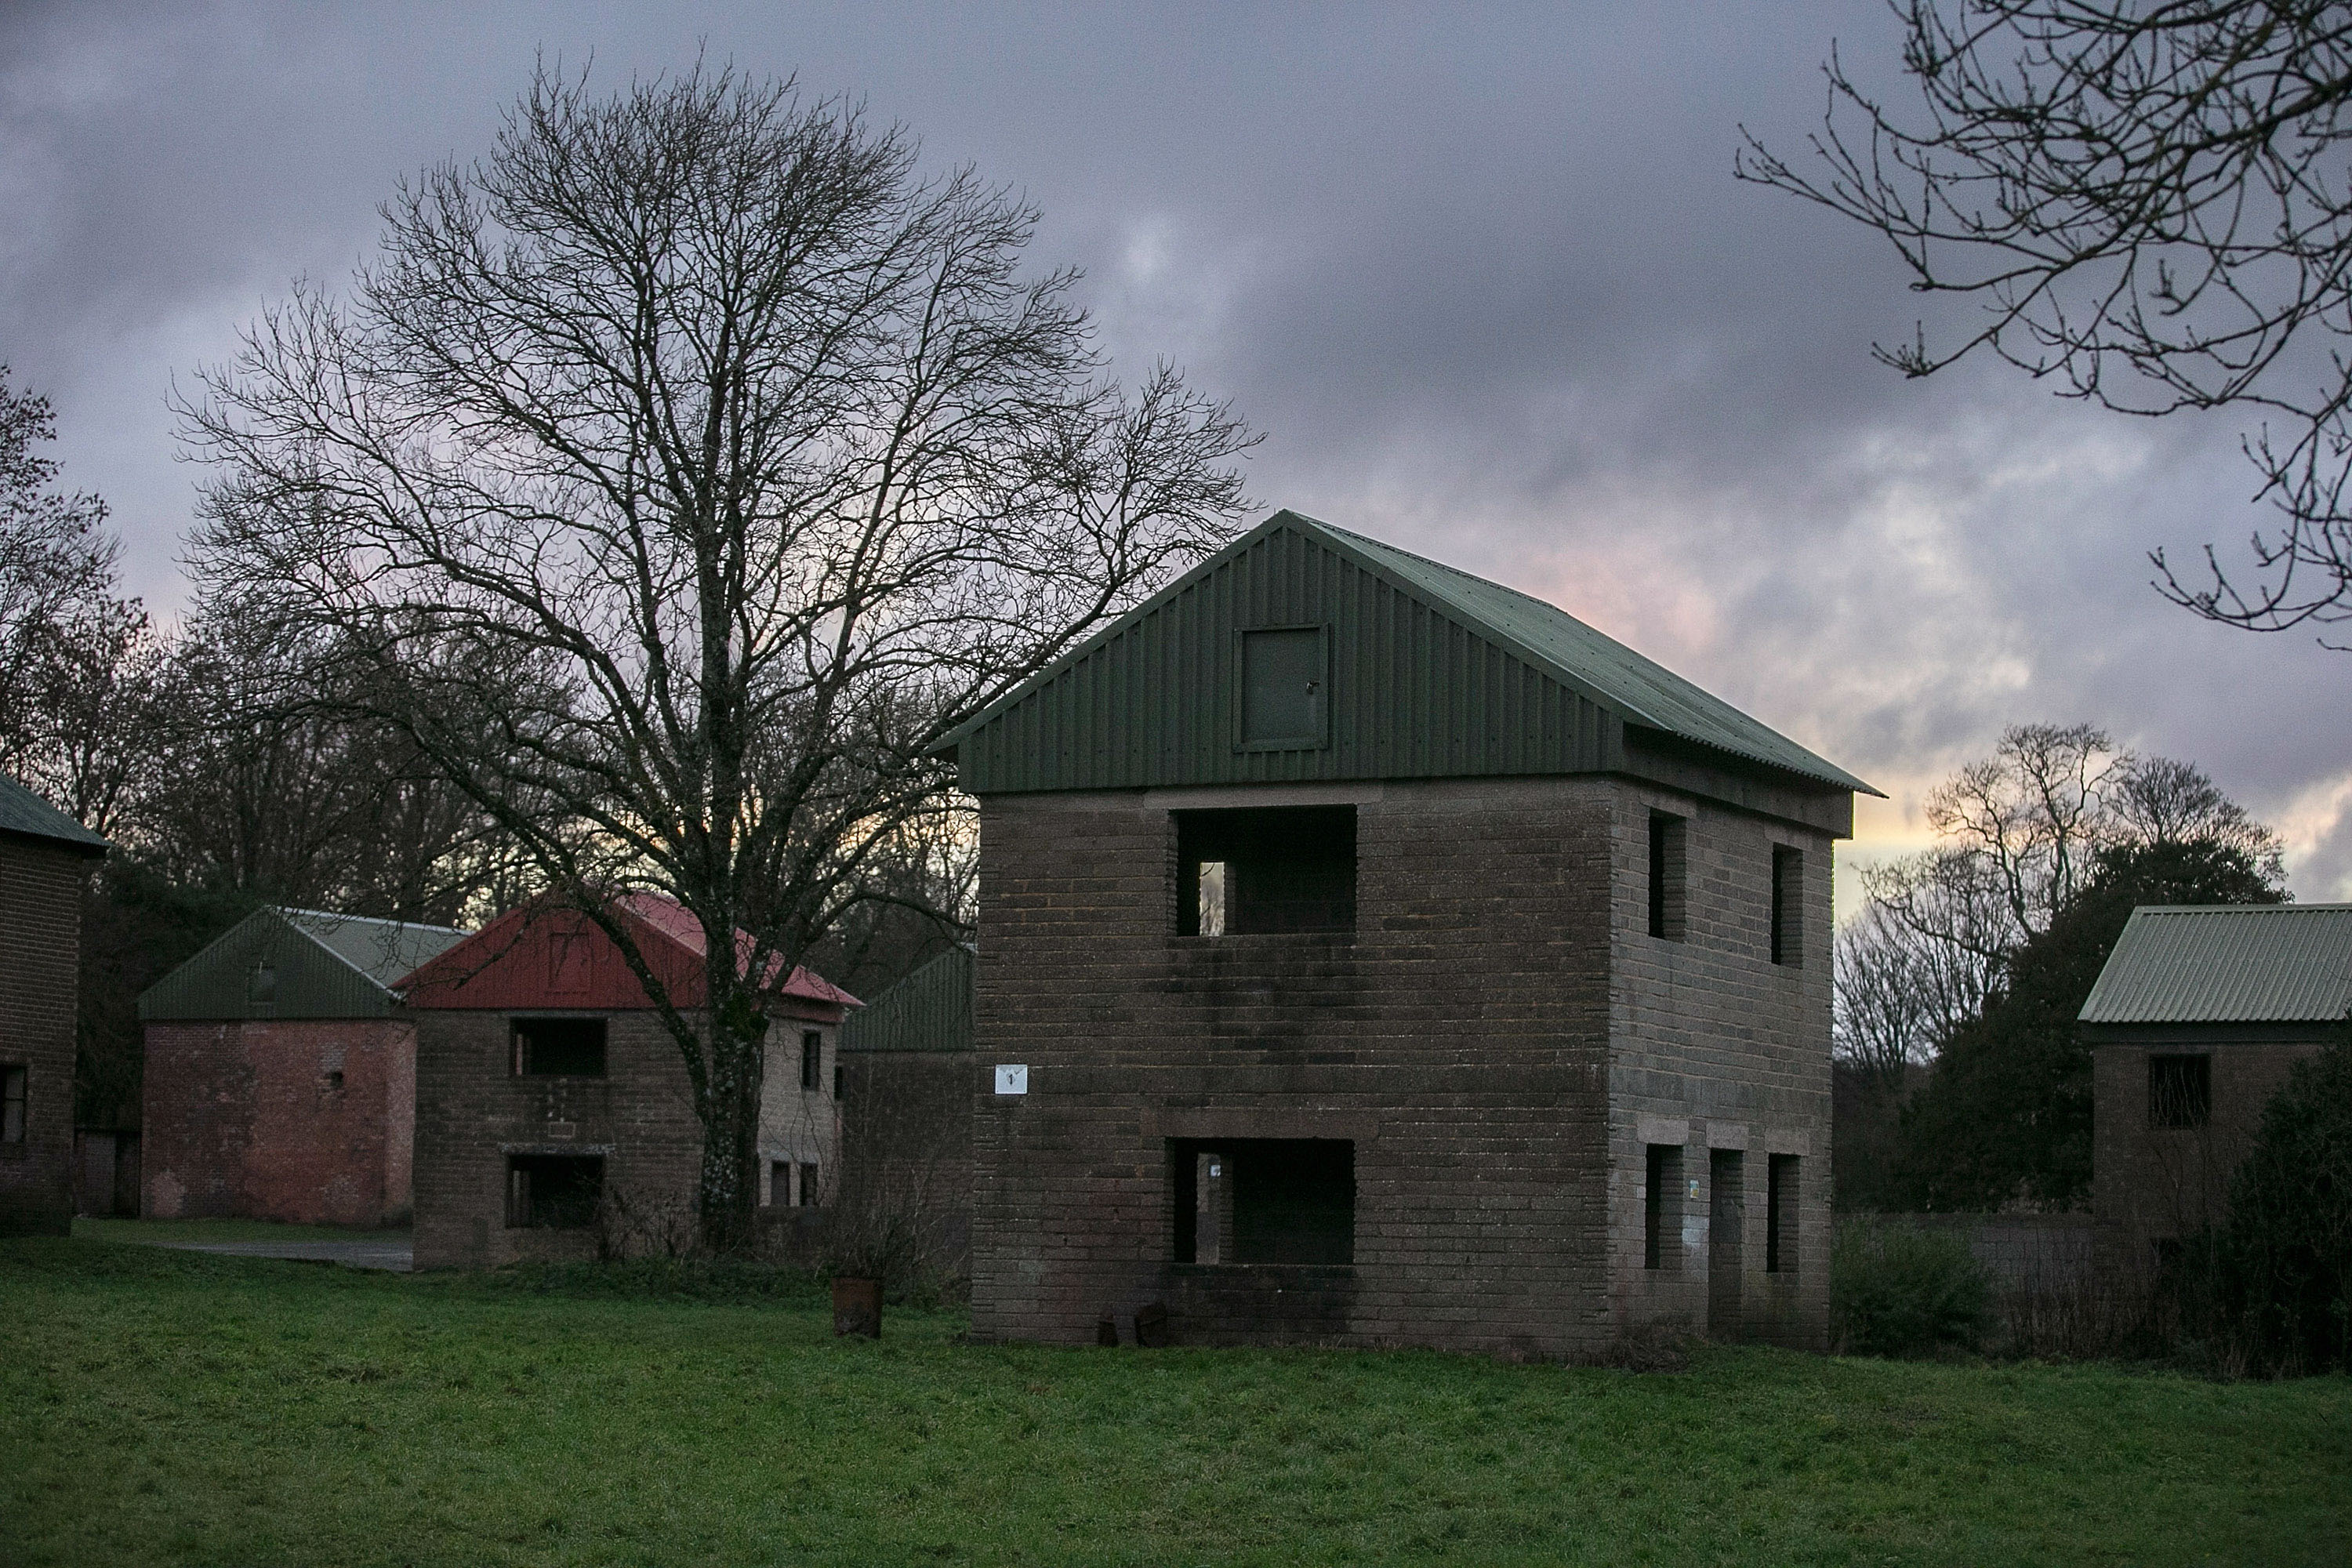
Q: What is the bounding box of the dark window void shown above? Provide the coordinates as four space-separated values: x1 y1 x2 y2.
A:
1171 1138 1354 1265
1649 812 1686 941
1766 1154 1798 1274
1771 846 1803 966
1 1064 24 1143
798 1162 821 1207
1239 626 1327 748
506 1154 603 1228
1178 805 1356 935
511 1018 608 1077
2150 1054 2212 1129
770 1160 789 1207
800 1029 822 1092
1644 1143 1681 1271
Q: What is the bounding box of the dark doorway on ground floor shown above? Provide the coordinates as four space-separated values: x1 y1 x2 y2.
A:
1171 1138 1354 1265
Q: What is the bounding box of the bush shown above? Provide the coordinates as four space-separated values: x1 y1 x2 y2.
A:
1831 1219 1992 1357
2215 1033 2352 1374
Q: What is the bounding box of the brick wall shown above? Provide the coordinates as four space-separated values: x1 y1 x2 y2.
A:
0 836 89 1236
1607 784 1836 1350
969 777 1619 1357
2092 1035 2325 1271
757 1021 840 1207
413 1010 702 1269
840 1047 975 1275
142 1018 416 1227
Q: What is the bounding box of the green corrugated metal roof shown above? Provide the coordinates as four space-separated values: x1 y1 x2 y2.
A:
2079 905 2352 1026
140 906 471 1022
839 946 974 1054
940 510 1875 798
0 771 108 855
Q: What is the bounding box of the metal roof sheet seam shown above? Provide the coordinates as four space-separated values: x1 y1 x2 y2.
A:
2078 904 2352 1026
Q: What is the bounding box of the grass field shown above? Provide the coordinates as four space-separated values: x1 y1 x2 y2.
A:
71 1215 405 1246
4 1237 2347 1566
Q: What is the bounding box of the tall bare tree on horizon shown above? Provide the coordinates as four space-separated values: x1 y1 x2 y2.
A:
181 60 1256 1248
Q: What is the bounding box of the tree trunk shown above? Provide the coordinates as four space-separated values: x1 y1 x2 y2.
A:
696 997 769 1255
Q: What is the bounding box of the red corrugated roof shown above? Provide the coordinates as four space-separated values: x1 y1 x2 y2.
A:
397 891 858 1014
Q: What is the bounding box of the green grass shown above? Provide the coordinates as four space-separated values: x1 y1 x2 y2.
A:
71 1216 406 1245
4 1239 2347 1566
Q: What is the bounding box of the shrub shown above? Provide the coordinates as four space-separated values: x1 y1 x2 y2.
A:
1831 1219 1992 1357
2215 1033 2352 1374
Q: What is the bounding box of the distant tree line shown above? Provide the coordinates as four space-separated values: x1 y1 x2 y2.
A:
1834 722 2287 1212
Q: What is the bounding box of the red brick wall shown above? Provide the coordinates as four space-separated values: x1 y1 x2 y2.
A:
142 1018 415 1227
0 835 89 1236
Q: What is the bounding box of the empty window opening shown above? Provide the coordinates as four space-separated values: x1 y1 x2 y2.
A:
800 1029 822 1092
1643 1143 1681 1271
322 1070 345 1094
1648 812 1686 942
511 1018 608 1077
1766 1155 1798 1274
506 1154 603 1229
1 1065 25 1143
1171 1138 1353 1265
2150 1054 2212 1129
797 1162 821 1207
1238 626 1328 749
1177 806 1356 935
1770 846 1803 966
769 1160 789 1207
1708 1149 1745 1338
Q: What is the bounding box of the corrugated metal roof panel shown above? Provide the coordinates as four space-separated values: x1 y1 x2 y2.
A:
840 946 975 1054
942 510 1871 800
140 906 474 1022
0 771 108 855
2078 905 2352 1025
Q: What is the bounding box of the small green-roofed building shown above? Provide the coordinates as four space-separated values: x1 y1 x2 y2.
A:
140 907 470 1229
947 510 1872 1356
2083 904 2352 1267
838 946 975 1275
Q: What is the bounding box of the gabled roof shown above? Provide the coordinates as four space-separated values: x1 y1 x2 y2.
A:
0 771 109 856
938 510 1875 800
140 906 471 1022
1316 521 1877 794
840 945 975 1054
2079 905 2352 1027
395 890 859 1014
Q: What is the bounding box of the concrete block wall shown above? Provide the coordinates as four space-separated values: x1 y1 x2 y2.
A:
143 1018 415 1227
0 837 85 1236
757 1021 840 1206
2092 1036 2325 1271
1607 784 1835 1349
969 776 1617 1357
412 1010 702 1269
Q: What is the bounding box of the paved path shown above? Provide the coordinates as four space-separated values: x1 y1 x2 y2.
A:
151 1237 414 1272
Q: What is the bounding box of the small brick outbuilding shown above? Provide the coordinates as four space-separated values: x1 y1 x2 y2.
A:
2082 904 2352 1272
839 944 976 1276
938 510 1875 1356
140 906 467 1227
399 893 857 1269
0 772 108 1236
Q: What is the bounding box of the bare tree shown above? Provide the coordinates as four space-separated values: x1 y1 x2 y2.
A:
180 61 1254 1248
1738 4 2352 644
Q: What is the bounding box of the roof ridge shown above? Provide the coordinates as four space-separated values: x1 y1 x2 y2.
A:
281 906 468 934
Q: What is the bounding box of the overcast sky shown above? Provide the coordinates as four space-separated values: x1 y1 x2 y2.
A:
6 0 2348 914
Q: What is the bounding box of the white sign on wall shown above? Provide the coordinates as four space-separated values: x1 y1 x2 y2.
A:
994 1063 1029 1096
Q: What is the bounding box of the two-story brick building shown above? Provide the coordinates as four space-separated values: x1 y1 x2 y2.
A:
938 510 1874 1356
140 906 469 1227
399 892 857 1269
0 773 108 1236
